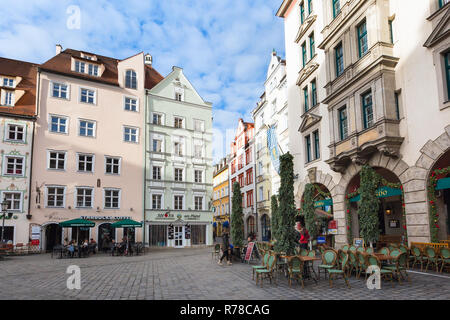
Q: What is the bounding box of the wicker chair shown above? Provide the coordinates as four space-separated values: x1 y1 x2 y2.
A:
211 243 221 260
439 247 450 273
356 246 365 253
347 250 359 277
328 252 350 288
255 254 277 288
287 256 305 288
366 254 395 287
410 246 425 271
318 249 337 280
424 246 440 272
383 252 410 283
366 247 374 254
379 247 390 256
356 251 368 279
252 252 270 280
342 244 349 251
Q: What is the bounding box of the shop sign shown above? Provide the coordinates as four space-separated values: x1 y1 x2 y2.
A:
31 226 40 246
155 212 175 220
317 236 326 244
314 198 333 208
328 220 337 235
350 187 402 202
81 216 131 220
184 214 201 221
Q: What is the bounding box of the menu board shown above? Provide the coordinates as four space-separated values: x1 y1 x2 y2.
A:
185 225 191 239
168 225 174 240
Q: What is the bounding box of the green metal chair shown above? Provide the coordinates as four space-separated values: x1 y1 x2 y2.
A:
357 246 365 253
252 252 270 280
366 254 395 287
347 250 359 277
328 252 350 288
255 254 277 288
287 256 305 288
349 245 357 252
383 252 409 283
318 249 337 280
439 247 450 273
399 244 408 254
379 247 390 256
366 247 374 254
211 243 221 260
300 248 309 257
342 244 349 251
424 246 440 272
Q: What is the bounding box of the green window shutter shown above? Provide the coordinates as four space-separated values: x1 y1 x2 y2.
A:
305 135 311 163
302 42 307 67
339 106 348 140
308 0 312 14
357 20 368 58
310 33 315 58
445 53 450 100
389 19 394 44
313 130 320 159
300 2 305 24
394 92 400 120
332 0 340 18
362 91 373 129
335 43 344 77
311 79 317 107
304 87 309 113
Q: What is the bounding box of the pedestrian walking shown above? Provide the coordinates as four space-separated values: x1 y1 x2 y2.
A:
218 229 232 266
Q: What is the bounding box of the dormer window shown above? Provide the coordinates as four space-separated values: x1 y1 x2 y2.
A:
125 70 137 89
74 59 100 77
75 60 86 73
88 64 99 76
1 90 14 106
2 78 14 88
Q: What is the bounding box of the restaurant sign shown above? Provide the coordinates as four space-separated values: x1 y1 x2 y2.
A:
349 186 402 202
149 211 212 222
314 198 333 208
81 216 132 220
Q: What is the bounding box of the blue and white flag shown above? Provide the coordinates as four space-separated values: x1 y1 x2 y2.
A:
267 126 281 174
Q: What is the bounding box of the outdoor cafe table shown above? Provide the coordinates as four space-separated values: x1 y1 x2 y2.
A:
280 255 321 283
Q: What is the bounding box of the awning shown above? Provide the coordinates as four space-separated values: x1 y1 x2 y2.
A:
350 186 402 202
223 221 229 228
59 218 95 227
436 177 450 190
314 198 333 207
111 219 142 228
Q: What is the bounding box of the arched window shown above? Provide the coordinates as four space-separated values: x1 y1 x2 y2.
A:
247 216 255 236
125 70 137 89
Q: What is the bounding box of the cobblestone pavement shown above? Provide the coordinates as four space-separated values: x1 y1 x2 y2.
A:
0 247 449 300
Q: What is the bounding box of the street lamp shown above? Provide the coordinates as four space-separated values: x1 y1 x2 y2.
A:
1 200 12 243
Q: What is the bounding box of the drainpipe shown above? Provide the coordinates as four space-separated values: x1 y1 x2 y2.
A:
143 89 148 254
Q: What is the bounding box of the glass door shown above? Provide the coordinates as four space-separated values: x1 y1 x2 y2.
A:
174 226 184 248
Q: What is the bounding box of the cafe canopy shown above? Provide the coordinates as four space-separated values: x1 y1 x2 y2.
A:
436 177 450 190
110 219 142 228
59 218 95 228
349 186 402 202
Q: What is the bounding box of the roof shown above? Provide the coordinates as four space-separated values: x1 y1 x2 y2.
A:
0 57 37 117
40 48 163 89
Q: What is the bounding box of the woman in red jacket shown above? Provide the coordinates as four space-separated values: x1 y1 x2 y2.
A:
299 224 310 250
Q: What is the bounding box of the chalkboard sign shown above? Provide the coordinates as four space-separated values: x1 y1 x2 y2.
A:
168 225 174 240
353 238 364 247
185 225 191 239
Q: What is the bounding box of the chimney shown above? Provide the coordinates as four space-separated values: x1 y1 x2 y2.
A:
56 44 62 55
144 53 152 66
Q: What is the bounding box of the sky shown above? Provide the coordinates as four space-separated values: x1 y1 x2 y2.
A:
0 0 285 162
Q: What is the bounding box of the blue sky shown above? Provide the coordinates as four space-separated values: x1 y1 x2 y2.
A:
0 0 285 161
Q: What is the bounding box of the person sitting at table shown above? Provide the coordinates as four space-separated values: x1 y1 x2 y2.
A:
67 240 75 258
89 238 97 254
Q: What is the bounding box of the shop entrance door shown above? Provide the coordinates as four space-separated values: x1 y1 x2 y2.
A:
174 226 184 248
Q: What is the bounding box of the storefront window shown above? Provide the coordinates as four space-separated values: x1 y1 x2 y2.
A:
191 225 206 245
149 225 167 247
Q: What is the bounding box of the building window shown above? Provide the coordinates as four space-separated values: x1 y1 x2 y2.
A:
75 61 85 73
175 92 183 101
174 195 183 210
335 43 344 77
48 151 66 170
194 119 205 132
238 174 244 187
300 1 305 24
302 42 307 67
77 154 94 173
174 117 183 128
445 52 450 100
246 191 253 207
357 20 368 58
194 170 203 183
174 168 183 182
124 126 138 143
311 79 317 107
388 19 394 44
245 148 252 164
104 189 120 209
439 0 449 8
125 70 137 89
124 97 137 112
52 83 68 99
2 192 21 211
153 166 161 180
174 142 183 156
308 0 313 14
6 124 24 142
362 91 374 129
2 91 14 106
152 113 162 125
87 64 99 76
194 196 203 210
80 88 95 104
152 194 162 209
394 92 401 120
76 188 93 208
152 139 162 152
4 156 24 176
309 33 315 58
259 186 264 201
105 157 120 175
194 144 203 158
338 106 348 140
303 86 309 113
332 0 340 18
3 78 14 87
246 168 253 185
46 186 65 208
313 130 320 160
79 120 95 137
305 135 312 163
50 116 68 134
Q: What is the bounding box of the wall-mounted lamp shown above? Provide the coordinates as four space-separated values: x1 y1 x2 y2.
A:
385 207 393 216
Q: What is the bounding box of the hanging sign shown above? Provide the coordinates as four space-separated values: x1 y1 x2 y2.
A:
349 186 402 202
328 220 337 235
314 198 333 208
267 126 281 174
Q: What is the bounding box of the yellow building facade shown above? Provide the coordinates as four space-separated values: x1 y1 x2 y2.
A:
213 158 230 238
